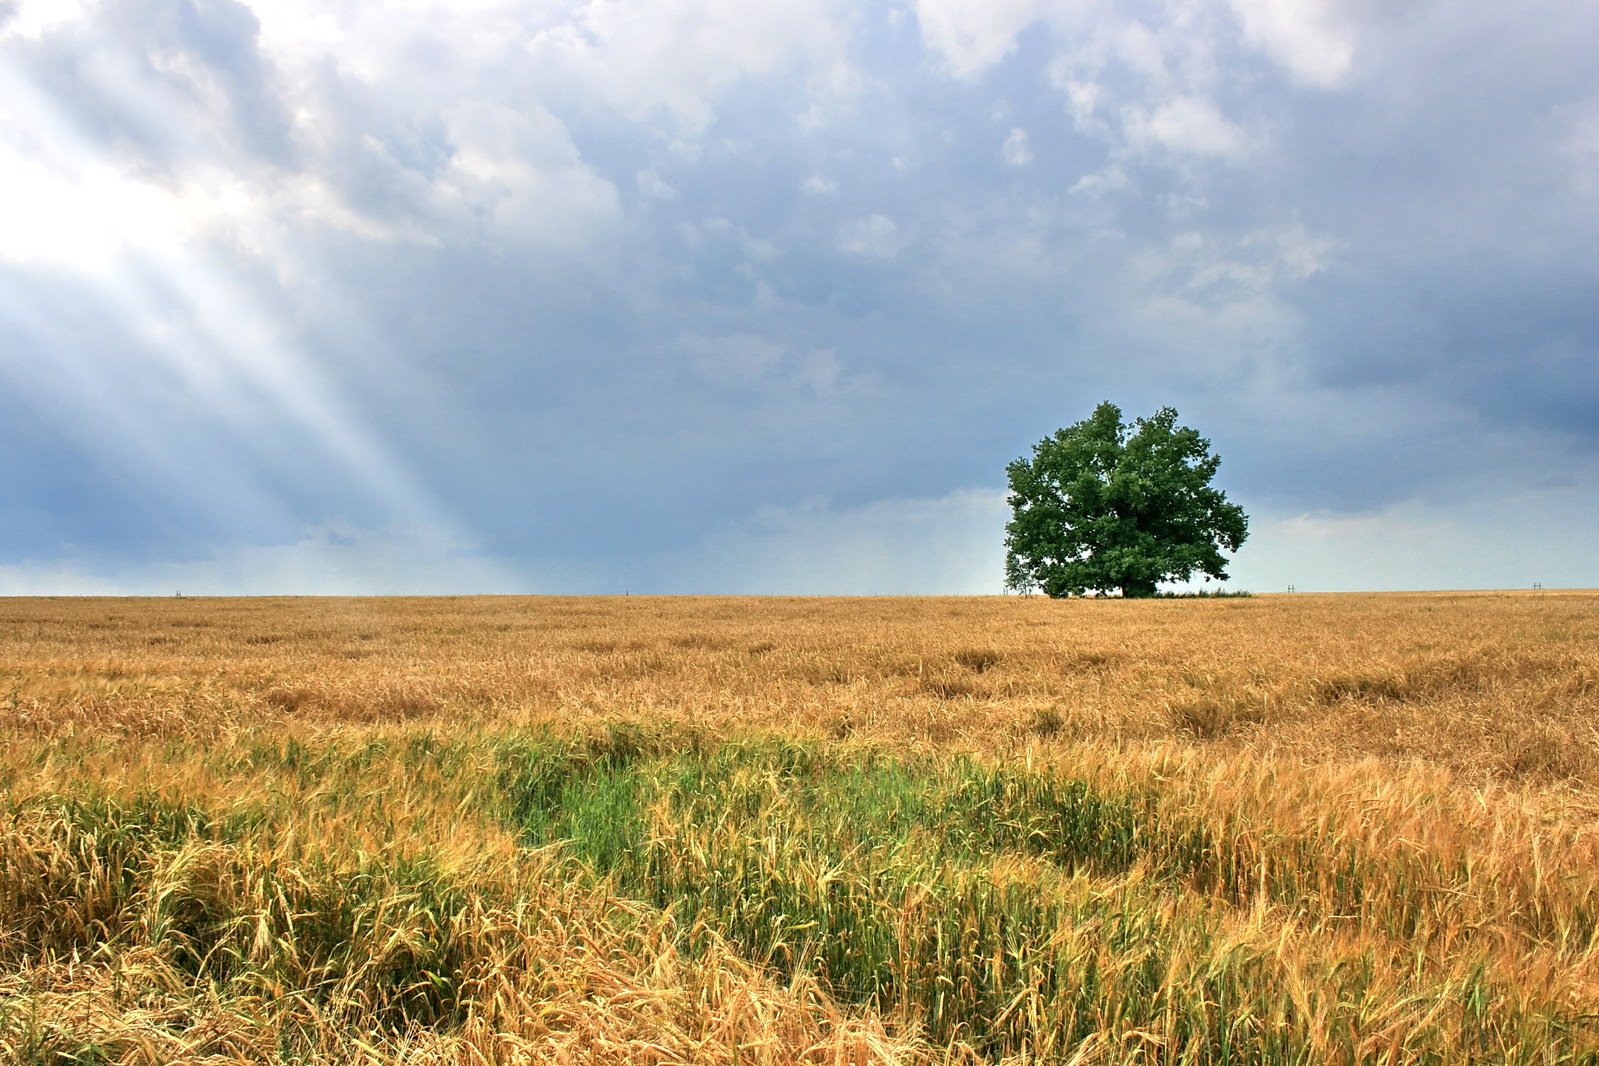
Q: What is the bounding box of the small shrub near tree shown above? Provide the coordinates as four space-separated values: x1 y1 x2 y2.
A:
1005 401 1248 598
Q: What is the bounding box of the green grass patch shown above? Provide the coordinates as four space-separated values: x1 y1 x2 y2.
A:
494 732 1589 1063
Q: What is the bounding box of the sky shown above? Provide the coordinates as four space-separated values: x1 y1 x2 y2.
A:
1 0 1596 595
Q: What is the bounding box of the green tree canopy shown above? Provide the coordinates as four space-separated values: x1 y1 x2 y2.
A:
1004 402 1248 598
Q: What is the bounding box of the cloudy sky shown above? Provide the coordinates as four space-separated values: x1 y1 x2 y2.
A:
2 0 1596 594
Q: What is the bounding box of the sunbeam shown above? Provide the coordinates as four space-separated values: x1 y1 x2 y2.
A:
0 47 514 591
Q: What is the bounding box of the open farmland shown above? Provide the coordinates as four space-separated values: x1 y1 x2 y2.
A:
2 592 1598 1064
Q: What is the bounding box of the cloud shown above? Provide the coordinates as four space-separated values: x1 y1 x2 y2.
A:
524 0 854 131
677 332 856 403
636 167 677 200
838 213 901 257
802 173 839 195
434 101 619 248
1124 94 1250 159
1226 0 1354 88
0 0 90 41
911 0 1053 78
1001 126 1033 166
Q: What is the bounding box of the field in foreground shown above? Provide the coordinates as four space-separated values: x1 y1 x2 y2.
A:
2 591 1598 1064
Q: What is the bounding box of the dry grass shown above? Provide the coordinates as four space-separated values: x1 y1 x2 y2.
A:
2 591 1597 1063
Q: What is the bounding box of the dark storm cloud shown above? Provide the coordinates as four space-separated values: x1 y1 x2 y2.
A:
1270 5 1599 433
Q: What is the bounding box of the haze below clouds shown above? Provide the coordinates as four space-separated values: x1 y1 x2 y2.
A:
2 0 1596 594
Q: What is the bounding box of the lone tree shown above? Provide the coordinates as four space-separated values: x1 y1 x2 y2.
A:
1004 402 1248 598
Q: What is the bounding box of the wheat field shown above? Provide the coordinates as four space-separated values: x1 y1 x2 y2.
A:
2 591 1597 1064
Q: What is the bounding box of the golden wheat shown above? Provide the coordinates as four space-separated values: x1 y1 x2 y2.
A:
2 591 1596 1063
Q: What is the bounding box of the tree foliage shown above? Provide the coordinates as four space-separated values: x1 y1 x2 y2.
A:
1004 402 1248 598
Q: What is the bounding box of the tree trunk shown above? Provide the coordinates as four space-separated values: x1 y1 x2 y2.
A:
1121 579 1158 598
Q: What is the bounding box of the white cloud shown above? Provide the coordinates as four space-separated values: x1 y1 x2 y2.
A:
1124 94 1250 159
838 213 902 258
680 216 785 264
1060 76 1106 131
525 0 853 130
1243 222 1338 281
1068 164 1131 196
679 332 851 398
1039 6 1276 172
1108 18 1171 83
0 0 89 41
434 102 619 247
636 167 678 200
249 0 558 87
1139 222 1337 302
1099 220 1339 372
1001 126 1034 166
0 6 622 270
1227 0 1355 88
802 173 839 195
912 0 1053 79
240 0 840 249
